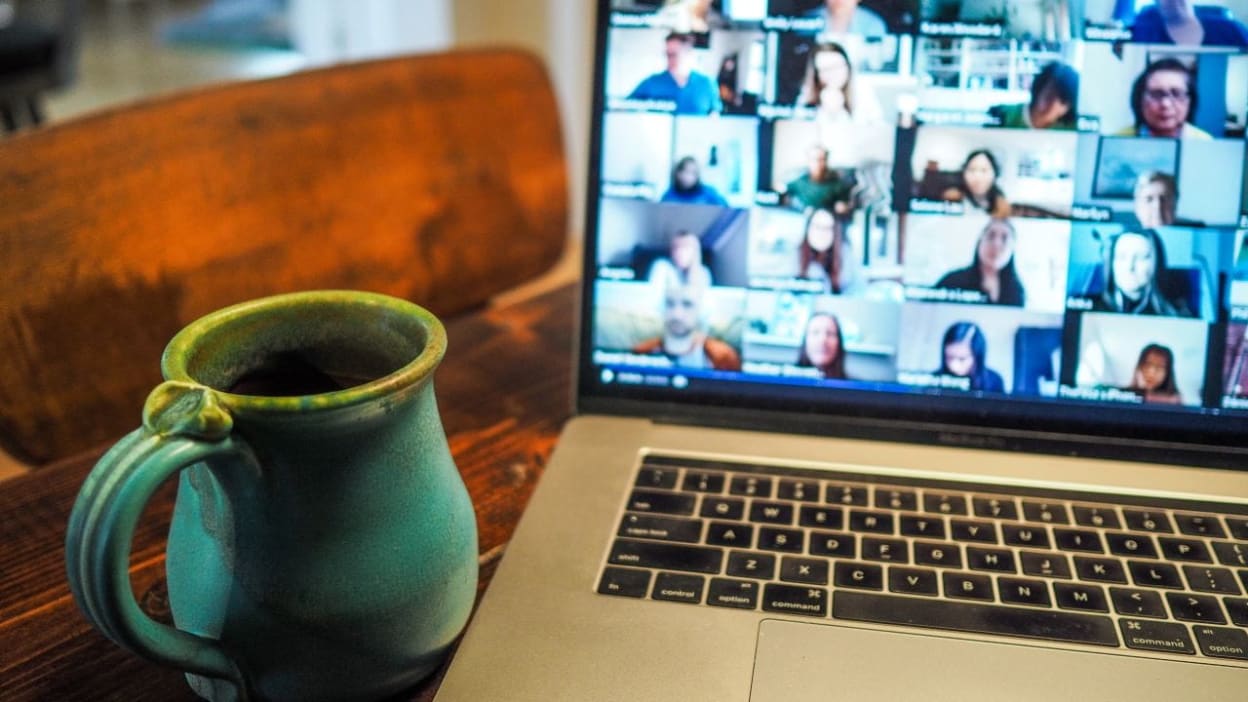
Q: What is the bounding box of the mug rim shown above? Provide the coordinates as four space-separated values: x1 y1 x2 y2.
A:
161 290 446 415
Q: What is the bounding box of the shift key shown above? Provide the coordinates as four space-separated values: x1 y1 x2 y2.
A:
609 539 723 574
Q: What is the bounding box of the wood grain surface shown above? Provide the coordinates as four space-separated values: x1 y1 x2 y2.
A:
0 283 577 702
0 49 567 465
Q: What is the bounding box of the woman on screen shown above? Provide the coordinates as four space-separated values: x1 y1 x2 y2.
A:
648 230 713 290
1116 59 1211 140
798 207 862 295
1133 172 1179 228
797 312 849 380
1092 229 1194 317
660 156 728 206
937 322 1005 393
657 0 727 33
988 62 1079 130
935 219 1026 306
941 150 1011 218
796 42 883 124
1126 343 1183 404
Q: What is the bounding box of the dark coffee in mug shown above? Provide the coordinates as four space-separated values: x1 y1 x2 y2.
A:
226 352 377 396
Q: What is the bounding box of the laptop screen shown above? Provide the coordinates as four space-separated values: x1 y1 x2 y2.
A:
581 0 1248 449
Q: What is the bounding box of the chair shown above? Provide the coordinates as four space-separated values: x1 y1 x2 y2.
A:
0 49 568 465
0 0 83 132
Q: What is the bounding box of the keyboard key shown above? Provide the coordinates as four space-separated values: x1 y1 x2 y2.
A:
1020 551 1071 579
777 479 820 502
1166 593 1226 624
861 537 908 563
1174 514 1226 539
1106 532 1158 559
967 547 1015 573
834 561 884 591
729 475 772 498
999 577 1052 607
1110 587 1167 618
609 539 722 574
1182 565 1243 595
1120 619 1194 655
809 531 856 558
849 510 894 534
923 493 967 516
758 527 804 553
1193 626 1248 661
1159 537 1212 563
726 551 775 579
762 583 828 617
826 483 868 506
875 488 917 511
1002 524 1050 550
798 505 844 530
1021 501 1069 525
914 541 962 569
1227 518 1248 541
618 513 704 543
1224 597 1248 626
749 501 794 525
943 572 993 601
627 490 695 516
636 467 678 490
781 556 829 585
1054 583 1109 612
597 567 651 598
706 578 760 610
1074 557 1127 584
888 566 939 596
972 496 1018 520
1054 529 1103 553
1123 509 1173 534
705 522 754 548
950 519 998 544
700 497 745 521
1212 541 1248 568
651 572 705 604
1128 561 1184 589
681 471 724 494
1072 505 1121 529
834 591 1118 647
900 515 946 539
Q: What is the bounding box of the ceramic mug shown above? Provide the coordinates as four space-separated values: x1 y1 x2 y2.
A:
65 290 478 702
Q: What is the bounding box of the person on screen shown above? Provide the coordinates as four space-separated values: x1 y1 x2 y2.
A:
657 0 728 33
988 62 1079 130
935 219 1026 306
1129 0 1248 47
628 32 722 114
648 230 713 290
797 312 849 380
796 42 884 124
1125 343 1183 404
1092 229 1194 317
783 145 854 214
632 283 741 371
660 156 728 206
941 150 1011 218
1133 172 1179 228
798 207 863 295
805 0 888 36
937 322 1005 393
1115 59 1211 140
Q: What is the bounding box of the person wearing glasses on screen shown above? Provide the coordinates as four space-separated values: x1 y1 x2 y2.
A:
941 150 1012 218
988 62 1080 130
1115 58 1211 140
797 312 849 380
936 322 1005 393
798 207 863 295
1124 343 1184 404
935 219 1026 306
628 32 722 115
1092 229 1194 317
796 42 884 125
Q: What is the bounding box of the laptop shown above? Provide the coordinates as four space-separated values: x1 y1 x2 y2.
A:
436 1 1248 699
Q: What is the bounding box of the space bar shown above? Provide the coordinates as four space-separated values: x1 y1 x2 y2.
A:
833 592 1120 647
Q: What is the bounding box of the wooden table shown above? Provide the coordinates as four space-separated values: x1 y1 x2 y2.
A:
0 283 577 701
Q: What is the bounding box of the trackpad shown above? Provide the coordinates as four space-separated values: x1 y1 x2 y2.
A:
750 619 1242 702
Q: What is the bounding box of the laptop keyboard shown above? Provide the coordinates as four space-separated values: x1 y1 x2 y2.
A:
596 455 1248 663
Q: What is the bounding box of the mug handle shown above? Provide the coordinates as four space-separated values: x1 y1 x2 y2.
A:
66 381 256 699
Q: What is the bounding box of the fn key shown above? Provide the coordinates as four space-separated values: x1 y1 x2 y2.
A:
598 567 651 598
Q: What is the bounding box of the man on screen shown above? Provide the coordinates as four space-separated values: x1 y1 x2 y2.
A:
628 32 722 114
783 145 854 214
633 283 742 371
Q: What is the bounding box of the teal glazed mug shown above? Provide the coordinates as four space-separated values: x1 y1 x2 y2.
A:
65 291 478 702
